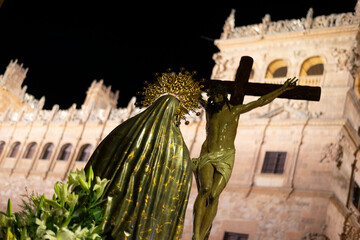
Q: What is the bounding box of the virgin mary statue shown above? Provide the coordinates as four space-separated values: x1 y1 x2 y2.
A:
85 70 203 239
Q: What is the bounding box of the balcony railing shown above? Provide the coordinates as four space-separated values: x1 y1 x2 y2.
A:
262 75 323 87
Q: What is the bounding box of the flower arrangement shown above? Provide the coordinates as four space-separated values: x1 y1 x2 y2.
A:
0 166 111 240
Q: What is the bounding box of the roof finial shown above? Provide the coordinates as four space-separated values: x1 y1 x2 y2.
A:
220 9 235 40
305 8 313 30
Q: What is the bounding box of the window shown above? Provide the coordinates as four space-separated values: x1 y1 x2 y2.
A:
0 141 5 157
272 67 287 78
353 182 360 209
306 64 324 76
299 56 324 76
223 232 249 240
76 144 92 162
57 144 72 161
265 60 288 78
261 151 287 174
8 142 20 158
23 142 37 159
40 143 54 160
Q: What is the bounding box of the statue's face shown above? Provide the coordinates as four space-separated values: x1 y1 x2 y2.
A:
213 93 224 103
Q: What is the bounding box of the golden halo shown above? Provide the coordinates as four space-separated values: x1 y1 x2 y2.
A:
137 69 203 124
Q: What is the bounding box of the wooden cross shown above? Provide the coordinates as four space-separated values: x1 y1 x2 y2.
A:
202 56 321 105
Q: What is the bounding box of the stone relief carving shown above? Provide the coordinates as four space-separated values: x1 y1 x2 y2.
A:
267 19 305 34
53 110 69 122
302 225 329 240
22 112 35 122
221 8 356 39
108 108 130 122
88 109 106 122
233 23 262 37
70 109 83 122
339 212 360 240
22 93 45 111
211 53 236 79
36 110 52 122
331 45 360 77
0 99 143 124
301 233 329 240
9 111 19 121
320 135 344 168
332 48 354 71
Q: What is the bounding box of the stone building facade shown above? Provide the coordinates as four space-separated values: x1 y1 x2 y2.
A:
1 3 360 240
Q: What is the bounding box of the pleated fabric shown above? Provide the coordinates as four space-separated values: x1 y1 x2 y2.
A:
85 95 192 240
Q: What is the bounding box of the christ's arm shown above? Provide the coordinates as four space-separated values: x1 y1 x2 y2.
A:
232 77 298 115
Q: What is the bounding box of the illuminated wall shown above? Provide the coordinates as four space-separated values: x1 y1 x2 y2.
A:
1 5 360 240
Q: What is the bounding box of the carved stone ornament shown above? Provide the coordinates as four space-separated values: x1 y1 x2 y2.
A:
320 136 344 169
301 232 330 240
340 213 360 240
220 8 357 39
331 48 356 72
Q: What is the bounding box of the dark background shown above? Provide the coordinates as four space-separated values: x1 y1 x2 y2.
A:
0 1 357 109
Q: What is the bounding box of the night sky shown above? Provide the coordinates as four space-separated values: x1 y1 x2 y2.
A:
0 1 357 109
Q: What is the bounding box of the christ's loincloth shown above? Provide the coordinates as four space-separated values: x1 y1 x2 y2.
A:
191 149 235 183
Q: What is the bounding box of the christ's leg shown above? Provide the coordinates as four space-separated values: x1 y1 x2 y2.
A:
193 163 214 240
199 171 227 240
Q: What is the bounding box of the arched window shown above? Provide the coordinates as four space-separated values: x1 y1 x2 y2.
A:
57 143 72 161
8 142 20 158
40 143 54 160
23 142 37 159
265 59 288 78
299 56 324 76
0 141 5 157
76 144 93 162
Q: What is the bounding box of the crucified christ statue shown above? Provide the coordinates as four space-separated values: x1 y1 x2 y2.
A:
191 56 321 240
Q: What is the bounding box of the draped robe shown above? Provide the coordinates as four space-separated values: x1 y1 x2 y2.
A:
85 95 192 239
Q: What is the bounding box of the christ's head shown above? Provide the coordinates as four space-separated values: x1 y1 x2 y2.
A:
206 85 230 113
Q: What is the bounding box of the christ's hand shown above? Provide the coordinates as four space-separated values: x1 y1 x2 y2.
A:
283 77 298 90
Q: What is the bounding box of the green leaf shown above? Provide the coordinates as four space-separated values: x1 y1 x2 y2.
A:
73 225 90 238
89 208 103 222
35 218 47 236
56 227 75 240
78 177 90 193
39 195 45 209
54 182 69 207
68 168 88 191
6 199 12 217
93 176 110 200
44 199 62 209
87 166 94 187
1 167 110 239
20 227 30 240
43 229 56 240
66 192 79 213
6 227 14 240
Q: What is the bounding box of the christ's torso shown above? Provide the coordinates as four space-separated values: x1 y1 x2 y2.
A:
201 104 240 154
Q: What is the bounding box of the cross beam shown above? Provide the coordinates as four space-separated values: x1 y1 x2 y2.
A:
202 56 321 105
